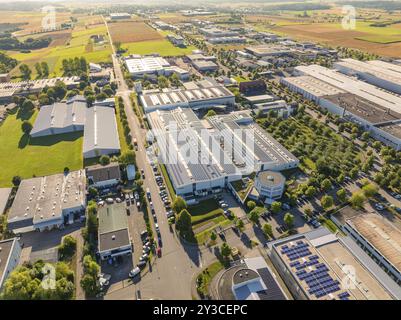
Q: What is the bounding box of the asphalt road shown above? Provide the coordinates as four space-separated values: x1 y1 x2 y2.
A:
104 18 217 299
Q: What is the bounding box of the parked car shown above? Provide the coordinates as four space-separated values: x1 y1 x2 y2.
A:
140 253 149 262
134 192 139 200
137 261 147 269
141 169 145 179
375 203 384 211
129 267 141 278
136 201 141 208
105 198 114 204
282 203 290 210
126 208 130 216
221 203 228 209
156 247 162 258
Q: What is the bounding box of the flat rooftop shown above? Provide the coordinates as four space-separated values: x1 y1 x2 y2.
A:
271 228 398 300
245 45 292 56
0 238 16 286
336 58 401 85
323 92 401 124
345 212 401 274
0 188 11 215
8 170 86 230
282 75 345 97
148 108 298 189
377 121 401 139
124 56 170 75
140 81 234 111
295 65 401 116
98 203 130 252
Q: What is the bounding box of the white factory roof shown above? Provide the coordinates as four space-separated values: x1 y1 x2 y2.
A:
367 60 401 76
282 75 345 97
7 170 86 231
83 106 121 154
31 95 87 136
147 108 298 189
125 56 170 75
335 58 401 85
295 65 401 115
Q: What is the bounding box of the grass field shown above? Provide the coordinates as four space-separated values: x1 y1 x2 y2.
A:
123 39 195 57
0 109 83 187
8 17 112 79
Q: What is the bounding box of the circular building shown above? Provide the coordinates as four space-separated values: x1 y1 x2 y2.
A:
254 171 286 204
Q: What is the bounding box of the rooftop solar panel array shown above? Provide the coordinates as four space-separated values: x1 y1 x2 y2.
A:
280 240 349 300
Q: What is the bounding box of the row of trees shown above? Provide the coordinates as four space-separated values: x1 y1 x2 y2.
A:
62 57 88 76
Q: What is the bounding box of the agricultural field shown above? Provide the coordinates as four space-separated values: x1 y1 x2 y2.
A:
107 20 195 57
7 16 112 79
246 8 401 58
122 39 196 57
108 21 162 43
0 109 83 187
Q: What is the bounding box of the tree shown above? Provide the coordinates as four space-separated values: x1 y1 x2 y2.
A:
176 209 192 239
220 242 232 260
247 200 256 210
321 195 334 210
86 203 98 236
284 212 295 229
53 81 67 100
262 223 273 238
172 196 187 214
336 188 347 203
88 186 98 198
157 75 169 89
41 61 49 77
58 236 77 261
248 208 260 224
305 186 317 198
21 99 35 114
204 109 217 118
271 201 281 214
99 155 110 166
81 255 100 297
321 178 332 192
19 63 32 80
350 192 366 208
119 150 136 165
210 232 217 242
236 219 244 232
21 120 33 134
362 183 378 198
34 62 42 77
12 176 21 187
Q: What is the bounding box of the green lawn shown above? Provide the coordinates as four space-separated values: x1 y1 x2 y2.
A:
196 261 225 297
0 110 83 187
123 39 196 57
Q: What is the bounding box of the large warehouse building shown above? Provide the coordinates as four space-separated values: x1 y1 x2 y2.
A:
31 96 121 159
268 228 401 300
334 58 401 95
332 207 401 286
281 64 401 150
124 55 189 79
140 80 235 113
147 108 298 200
7 170 86 233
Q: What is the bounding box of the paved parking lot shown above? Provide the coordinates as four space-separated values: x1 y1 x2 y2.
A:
19 223 83 264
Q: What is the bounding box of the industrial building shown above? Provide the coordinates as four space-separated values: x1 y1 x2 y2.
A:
31 95 87 138
334 58 401 95
0 238 21 291
147 108 298 200
7 170 86 233
281 64 401 150
124 55 189 79
216 256 288 300
31 96 121 159
0 76 79 104
244 45 293 58
199 27 239 38
109 13 131 20
98 203 132 260
208 36 246 44
167 34 185 46
83 106 120 159
254 171 286 204
332 206 401 285
186 53 219 72
268 228 401 300
139 80 235 113
86 163 121 189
